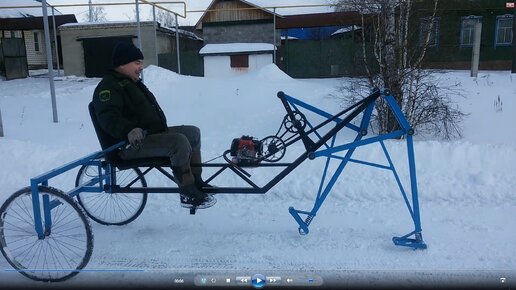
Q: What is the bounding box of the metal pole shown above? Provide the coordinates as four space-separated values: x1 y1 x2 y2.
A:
0 105 4 137
511 8 516 73
470 21 482 77
152 5 158 66
273 7 276 64
88 0 93 22
135 0 144 81
41 0 58 123
175 13 181 74
51 6 60 77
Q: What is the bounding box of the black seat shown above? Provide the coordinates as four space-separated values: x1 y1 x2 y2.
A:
88 102 170 169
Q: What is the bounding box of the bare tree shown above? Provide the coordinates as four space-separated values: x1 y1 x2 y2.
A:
152 8 176 28
332 0 466 139
83 5 107 22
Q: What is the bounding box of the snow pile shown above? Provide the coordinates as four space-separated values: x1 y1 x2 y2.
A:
0 67 514 288
143 65 184 83
244 63 294 82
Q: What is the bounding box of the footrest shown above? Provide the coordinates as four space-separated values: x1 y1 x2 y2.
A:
289 206 314 235
392 236 427 249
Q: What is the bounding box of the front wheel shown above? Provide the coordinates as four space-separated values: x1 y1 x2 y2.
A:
75 163 148 225
0 186 93 282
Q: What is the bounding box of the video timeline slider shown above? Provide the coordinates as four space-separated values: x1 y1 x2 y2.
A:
194 274 323 287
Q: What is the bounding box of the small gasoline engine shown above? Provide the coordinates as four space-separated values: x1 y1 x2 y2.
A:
230 135 263 166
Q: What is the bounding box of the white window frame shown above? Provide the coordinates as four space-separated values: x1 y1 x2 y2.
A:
495 14 513 47
33 31 40 52
419 17 440 48
460 15 482 47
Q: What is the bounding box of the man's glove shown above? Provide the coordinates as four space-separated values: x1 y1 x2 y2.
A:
127 128 145 150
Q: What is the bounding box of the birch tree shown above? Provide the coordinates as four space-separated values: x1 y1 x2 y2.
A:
83 6 107 22
333 0 465 139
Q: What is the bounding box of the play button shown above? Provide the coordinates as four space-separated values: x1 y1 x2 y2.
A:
251 274 266 288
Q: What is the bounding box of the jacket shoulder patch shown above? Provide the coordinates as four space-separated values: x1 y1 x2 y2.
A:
99 90 111 102
118 79 130 87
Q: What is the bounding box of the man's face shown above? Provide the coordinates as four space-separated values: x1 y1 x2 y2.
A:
117 59 143 82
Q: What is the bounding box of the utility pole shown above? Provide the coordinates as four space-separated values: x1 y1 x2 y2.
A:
88 0 93 22
512 3 516 73
471 21 482 77
41 0 58 123
135 0 144 81
273 7 276 64
51 6 60 77
175 13 181 74
0 105 4 137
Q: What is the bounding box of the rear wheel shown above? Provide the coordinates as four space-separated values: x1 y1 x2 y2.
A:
0 186 93 282
75 163 148 225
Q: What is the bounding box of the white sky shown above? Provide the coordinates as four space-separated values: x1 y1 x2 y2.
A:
44 0 335 26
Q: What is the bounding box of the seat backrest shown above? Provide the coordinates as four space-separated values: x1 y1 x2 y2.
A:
88 102 123 162
88 102 171 169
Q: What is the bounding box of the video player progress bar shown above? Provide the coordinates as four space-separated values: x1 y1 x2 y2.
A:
4 269 145 272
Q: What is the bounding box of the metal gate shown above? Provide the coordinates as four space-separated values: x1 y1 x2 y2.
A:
82 36 133 78
1 38 28 80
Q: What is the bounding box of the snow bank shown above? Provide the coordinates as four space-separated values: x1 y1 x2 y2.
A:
244 63 294 81
0 68 514 287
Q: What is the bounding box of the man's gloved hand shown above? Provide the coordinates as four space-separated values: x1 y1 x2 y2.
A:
127 127 145 150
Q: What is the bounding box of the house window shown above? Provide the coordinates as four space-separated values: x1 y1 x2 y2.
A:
419 17 440 47
4 30 22 38
460 16 482 46
5 30 22 38
230 54 249 68
34 31 40 52
495 14 513 46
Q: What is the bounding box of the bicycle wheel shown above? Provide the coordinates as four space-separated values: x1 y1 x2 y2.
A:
75 163 147 225
0 186 93 282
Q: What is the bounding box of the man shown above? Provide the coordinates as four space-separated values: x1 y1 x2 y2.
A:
91 41 215 209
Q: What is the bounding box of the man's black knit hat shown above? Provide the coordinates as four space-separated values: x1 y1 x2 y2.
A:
111 42 144 67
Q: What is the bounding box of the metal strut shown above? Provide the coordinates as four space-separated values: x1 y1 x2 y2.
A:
283 89 427 250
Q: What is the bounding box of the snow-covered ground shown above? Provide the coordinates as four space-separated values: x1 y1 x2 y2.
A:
0 65 515 288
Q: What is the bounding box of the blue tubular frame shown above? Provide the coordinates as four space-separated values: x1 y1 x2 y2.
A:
29 142 123 239
284 90 427 250
25 89 425 249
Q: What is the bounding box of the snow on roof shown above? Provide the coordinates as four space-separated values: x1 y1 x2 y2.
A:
60 20 202 41
161 24 203 41
0 0 61 18
199 43 275 55
248 0 335 16
195 0 335 28
331 25 361 35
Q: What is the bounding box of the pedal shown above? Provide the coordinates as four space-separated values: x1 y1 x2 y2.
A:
190 208 197 215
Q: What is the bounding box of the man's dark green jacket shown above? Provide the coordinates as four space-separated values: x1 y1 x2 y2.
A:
92 70 167 145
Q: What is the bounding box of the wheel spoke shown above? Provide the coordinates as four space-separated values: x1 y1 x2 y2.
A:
0 186 92 282
76 163 147 225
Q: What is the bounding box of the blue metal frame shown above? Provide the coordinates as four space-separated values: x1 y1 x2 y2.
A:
285 90 427 249
29 142 123 239
25 89 425 249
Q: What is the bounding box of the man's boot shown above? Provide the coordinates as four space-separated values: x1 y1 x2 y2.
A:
190 151 214 189
172 165 216 209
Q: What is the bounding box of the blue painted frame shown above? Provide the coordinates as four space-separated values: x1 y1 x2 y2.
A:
285 90 426 249
29 142 123 239
25 89 425 249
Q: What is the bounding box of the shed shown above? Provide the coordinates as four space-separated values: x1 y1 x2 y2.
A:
199 42 274 77
0 14 77 78
59 21 202 77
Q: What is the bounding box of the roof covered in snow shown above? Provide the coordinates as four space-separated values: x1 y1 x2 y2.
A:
199 42 275 55
60 20 202 41
0 0 62 18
